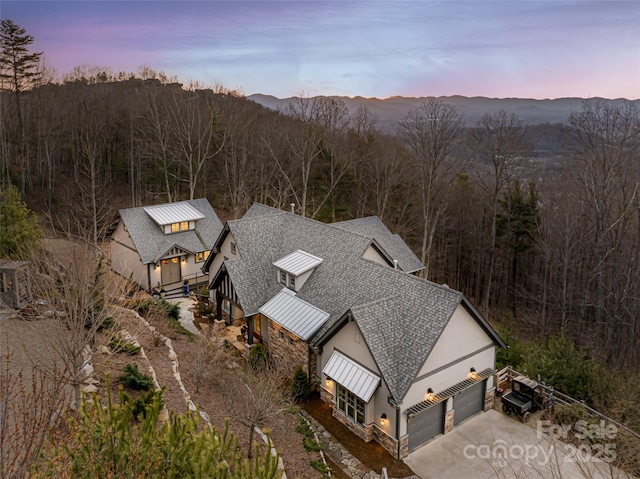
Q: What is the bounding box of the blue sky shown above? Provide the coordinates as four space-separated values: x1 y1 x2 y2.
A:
2 1 639 99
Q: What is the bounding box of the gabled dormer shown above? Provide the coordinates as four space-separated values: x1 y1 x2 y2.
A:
273 250 323 292
144 202 205 235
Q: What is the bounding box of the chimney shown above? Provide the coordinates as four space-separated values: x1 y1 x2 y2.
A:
393 259 398 270
291 203 295 214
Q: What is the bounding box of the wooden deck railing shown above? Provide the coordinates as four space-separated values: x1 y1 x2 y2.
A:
496 365 640 440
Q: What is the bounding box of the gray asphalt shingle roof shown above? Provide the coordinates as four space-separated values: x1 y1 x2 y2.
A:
333 216 425 273
118 199 223 264
219 204 468 401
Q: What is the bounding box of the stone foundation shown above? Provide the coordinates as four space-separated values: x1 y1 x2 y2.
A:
399 435 409 459
372 425 399 458
444 410 455 434
332 408 374 442
320 386 333 404
484 388 496 411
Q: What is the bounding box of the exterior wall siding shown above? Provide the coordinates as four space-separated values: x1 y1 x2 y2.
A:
111 221 149 289
417 304 494 377
400 346 495 437
362 245 390 267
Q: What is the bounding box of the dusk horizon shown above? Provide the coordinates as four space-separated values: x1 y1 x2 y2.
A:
2 1 639 100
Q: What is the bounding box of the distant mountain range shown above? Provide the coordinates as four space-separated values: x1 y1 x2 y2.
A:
247 94 639 132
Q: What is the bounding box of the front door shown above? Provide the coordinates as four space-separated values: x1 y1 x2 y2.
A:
161 257 181 285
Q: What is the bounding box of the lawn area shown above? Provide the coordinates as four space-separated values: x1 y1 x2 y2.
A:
302 392 415 478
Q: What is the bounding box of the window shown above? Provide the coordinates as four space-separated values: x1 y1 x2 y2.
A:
279 270 287 285
288 336 294 345
336 385 365 424
230 242 237 255
195 251 210 263
278 331 284 339
288 275 295 290
170 222 189 233
222 299 231 314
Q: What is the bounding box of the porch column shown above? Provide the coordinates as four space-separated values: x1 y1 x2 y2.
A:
246 315 254 345
215 290 223 323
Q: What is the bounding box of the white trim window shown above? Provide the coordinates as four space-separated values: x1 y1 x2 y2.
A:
336 384 365 425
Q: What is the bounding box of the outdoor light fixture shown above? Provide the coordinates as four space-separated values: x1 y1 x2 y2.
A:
426 388 434 401
182 257 186 263
469 367 477 379
325 377 332 386
380 413 387 424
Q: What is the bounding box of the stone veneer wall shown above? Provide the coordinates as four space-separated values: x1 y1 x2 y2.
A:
332 408 374 442
444 410 455 434
372 426 399 458
267 320 308 379
484 388 495 411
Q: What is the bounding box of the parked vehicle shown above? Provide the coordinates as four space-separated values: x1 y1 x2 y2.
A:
501 376 550 422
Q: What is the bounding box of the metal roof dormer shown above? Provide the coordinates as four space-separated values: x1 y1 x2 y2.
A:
273 250 323 292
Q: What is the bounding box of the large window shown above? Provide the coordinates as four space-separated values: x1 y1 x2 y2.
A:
336 384 365 425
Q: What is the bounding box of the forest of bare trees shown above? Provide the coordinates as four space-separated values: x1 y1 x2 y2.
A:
0 60 638 371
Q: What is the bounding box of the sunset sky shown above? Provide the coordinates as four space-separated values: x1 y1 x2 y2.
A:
2 1 639 99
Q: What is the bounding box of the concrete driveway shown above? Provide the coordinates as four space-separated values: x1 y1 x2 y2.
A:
404 409 629 479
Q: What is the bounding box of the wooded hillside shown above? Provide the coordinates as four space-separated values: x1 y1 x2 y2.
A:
1 75 638 371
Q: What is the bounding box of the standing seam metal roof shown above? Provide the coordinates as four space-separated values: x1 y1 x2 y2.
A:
323 350 380 402
259 288 329 340
273 250 323 276
144 202 205 225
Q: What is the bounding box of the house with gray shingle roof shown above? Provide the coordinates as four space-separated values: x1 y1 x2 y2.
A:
203 203 505 459
110 199 222 292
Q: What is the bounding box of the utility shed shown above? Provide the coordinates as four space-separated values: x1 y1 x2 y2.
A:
0 260 31 309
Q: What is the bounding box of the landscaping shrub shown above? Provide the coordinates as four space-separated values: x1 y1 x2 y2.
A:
290 365 310 401
98 316 116 331
249 343 268 370
121 388 163 420
108 337 140 355
117 364 154 391
32 388 281 478
157 299 180 322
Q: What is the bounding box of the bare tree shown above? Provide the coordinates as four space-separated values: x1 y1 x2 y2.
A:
469 110 527 317
398 97 464 277
216 358 289 458
567 99 640 366
22 240 124 407
166 90 227 200
0 344 68 479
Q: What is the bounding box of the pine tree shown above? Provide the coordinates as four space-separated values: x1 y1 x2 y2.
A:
0 183 43 258
0 19 42 94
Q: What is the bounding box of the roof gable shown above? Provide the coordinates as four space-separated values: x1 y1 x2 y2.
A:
333 216 425 273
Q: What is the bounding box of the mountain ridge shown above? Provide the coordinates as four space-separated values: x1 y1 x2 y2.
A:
247 93 639 131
